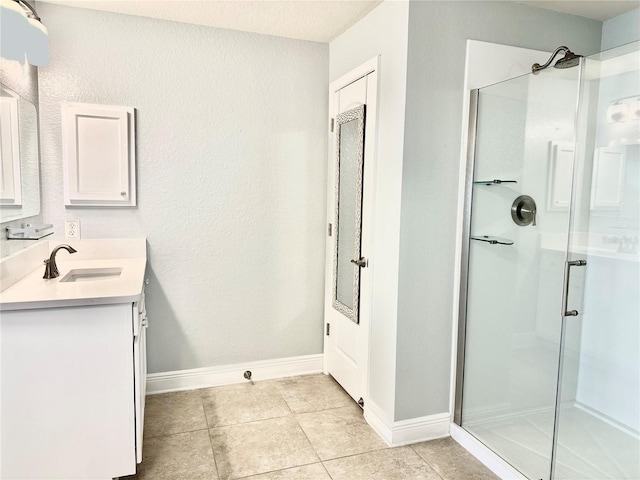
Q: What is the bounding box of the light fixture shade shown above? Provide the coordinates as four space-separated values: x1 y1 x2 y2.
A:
25 16 49 66
606 103 628 124
0 0 30 64
0 0 49 66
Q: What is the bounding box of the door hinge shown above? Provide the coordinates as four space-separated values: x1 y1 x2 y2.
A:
326 323 330 336
330 118 334 133
328 223 332 236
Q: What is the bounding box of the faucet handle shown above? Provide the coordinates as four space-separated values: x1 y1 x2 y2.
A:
43 258 59 279
43 259 52 279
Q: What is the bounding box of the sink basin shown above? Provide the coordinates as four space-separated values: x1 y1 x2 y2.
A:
60 267 123 283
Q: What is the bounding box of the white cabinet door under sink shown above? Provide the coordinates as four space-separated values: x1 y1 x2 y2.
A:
133 296 148 464
0 301 145 479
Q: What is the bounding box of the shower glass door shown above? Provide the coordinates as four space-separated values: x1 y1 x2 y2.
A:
459 65 582 479
553 42 640 480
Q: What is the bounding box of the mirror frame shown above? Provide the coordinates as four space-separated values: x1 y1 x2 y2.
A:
0 82 41 223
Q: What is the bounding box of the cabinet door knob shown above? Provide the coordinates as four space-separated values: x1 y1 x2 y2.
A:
121 191 127 197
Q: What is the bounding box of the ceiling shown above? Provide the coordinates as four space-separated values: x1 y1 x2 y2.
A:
39 0 639 43
38 0 383 43
518 1 639 21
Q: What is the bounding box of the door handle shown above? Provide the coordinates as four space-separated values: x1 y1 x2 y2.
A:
350 257 368 268
562 260 587 316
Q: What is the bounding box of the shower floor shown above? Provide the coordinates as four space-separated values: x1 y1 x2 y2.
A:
464 405 640 480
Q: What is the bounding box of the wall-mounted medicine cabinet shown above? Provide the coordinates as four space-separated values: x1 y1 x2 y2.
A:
62 103 136 207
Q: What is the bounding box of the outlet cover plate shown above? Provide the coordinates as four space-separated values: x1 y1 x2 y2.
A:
65 220 80 239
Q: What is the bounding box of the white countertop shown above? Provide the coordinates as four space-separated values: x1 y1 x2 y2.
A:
0 239 147 311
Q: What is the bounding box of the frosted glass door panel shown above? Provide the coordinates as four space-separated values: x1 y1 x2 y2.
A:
461 65 581 480
332 105 365 324
336 119 359 308
553 43 640 480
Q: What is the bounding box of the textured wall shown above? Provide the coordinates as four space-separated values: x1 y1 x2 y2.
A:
329 0 410 421
602 7 640 51
37 4 329 373
395 1 602 421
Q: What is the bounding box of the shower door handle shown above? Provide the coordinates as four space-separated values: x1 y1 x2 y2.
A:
562 260 587 317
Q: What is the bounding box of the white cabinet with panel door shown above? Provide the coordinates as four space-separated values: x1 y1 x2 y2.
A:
0 293 148 479
62 103 136 206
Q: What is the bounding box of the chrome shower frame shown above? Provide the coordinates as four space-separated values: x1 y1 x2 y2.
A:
453 89 479 425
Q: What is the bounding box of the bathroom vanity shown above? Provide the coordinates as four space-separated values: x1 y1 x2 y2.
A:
0 238 148 480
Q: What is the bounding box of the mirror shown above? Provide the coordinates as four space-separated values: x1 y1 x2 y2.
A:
332 105 365 324
0 83 40 223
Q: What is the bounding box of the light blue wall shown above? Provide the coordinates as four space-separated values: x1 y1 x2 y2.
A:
602 7 640 51
395 1 602 421
37 4 329 374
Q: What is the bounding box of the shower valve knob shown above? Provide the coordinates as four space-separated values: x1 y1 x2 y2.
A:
511 195 537 227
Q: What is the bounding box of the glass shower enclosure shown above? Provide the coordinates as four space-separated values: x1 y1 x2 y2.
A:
455 42 640 480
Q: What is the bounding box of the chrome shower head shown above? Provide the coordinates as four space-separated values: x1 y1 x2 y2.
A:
532 46 582 74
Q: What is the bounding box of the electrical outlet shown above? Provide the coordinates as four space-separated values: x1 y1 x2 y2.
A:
65 220 80 239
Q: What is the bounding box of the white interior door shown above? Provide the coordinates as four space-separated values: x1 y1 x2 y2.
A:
324 59 378 406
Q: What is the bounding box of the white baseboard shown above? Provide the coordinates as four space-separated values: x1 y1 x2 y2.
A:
364 401 394 445
364 401 450 447
146 354 324 394
450 423 526 480
392 412 451 446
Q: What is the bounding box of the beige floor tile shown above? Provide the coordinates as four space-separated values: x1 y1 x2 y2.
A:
130 430 218 480
201 381 291 427
144 390 208 438
295 404 387 460
324 446 443 480
210 415 318 480
275 374 353 413
412 437 499 480
238 463 330 479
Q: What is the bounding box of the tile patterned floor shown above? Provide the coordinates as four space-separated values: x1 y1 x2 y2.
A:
124 374 498 480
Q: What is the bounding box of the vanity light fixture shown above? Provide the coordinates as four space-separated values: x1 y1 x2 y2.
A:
0 0 49 66
607 102 628 124
606 96 640 124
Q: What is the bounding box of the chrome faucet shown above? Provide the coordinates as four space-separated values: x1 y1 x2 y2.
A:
43 244 77 279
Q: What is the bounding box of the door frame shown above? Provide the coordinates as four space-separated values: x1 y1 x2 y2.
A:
323 55 380 405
